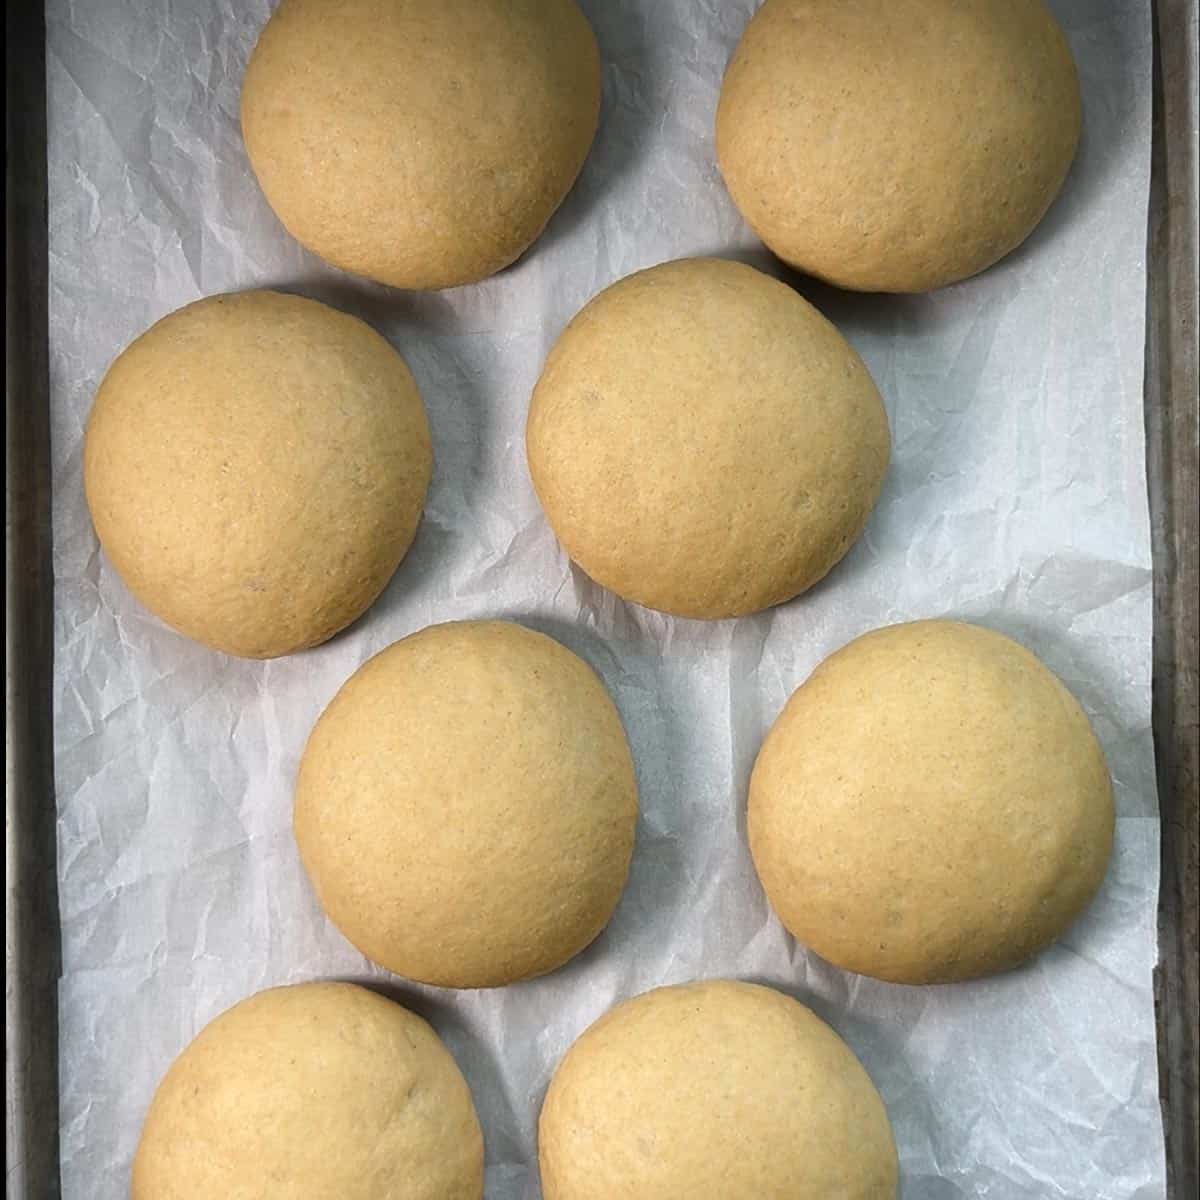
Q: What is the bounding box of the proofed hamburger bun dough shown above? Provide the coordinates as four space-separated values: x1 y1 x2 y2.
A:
83 291 431 659
295 620 638 988
241 0 601 290
717 0 1081 293
132 982 483 1200
539 980 898 1199
526 258 890 619
749 620 1115 984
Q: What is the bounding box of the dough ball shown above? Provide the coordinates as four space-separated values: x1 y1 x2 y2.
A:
526 258 890 619
538 980 897 1199
132 982 483 1200
295 620 638 987
241 0 601 290
84 291 431 659
749 620 1115 984
716 0 1081 292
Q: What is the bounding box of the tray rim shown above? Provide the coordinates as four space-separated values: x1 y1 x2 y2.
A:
5 3 59 1199
1147 1 1200 1197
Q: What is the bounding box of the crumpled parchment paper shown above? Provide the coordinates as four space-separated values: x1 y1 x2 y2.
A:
46 1 1166 1196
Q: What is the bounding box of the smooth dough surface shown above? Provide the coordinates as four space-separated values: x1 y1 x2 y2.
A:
716 0 1081 292
749 620 1115 984
295 620 638 987
132 982 483 1200
241 0 600 290
84 291 431 659
526 257 890 619
538 980 897 1199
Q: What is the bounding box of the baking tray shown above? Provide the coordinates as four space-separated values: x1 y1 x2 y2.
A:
5 1 1197 1197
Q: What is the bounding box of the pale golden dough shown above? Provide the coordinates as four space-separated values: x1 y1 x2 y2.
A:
526 257 890 619
83 291 431 659
241 0 600 290
717 0 1082 293
538 980 898 1200
295 620 638 988
132 982 483 1200
749 620 1115 984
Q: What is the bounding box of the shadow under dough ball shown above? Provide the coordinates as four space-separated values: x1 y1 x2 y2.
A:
526 257 891 620
716 0 1082 292
294 619 639 988
748 620 1115 984
240 0 601 290
132 982 483 1200
83 290 431 659
539 980 898 1200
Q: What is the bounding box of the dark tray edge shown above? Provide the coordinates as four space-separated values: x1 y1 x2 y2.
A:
5 3 61 1199
1148 2 1200 1197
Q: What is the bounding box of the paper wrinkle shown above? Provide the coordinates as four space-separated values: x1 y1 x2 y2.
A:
47 0 1165 1197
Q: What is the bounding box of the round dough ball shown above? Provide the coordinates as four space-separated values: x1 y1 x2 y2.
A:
241 0 601 290
295 619 638 987
539 980 897 1199
526 258 890 619
132 981 483 1200
84 291 431 659
716 0 1081 292
749 620 1115 984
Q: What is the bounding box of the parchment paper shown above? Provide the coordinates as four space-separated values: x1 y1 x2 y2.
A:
46 1 1166 1196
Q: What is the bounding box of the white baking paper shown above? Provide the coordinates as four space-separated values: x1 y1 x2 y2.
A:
46 1 1166 1196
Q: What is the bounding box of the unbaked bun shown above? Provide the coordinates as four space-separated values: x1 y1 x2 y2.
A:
295 620 638 988
749 620 1115 984
84 290 431 659
241 0 601 290
717 0 1081 292
539 980 897 1199
132 982 483 1200
526 257 890 619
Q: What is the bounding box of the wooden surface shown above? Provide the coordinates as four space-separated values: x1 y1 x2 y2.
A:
4 4 60 1199
1148 1 1200 1197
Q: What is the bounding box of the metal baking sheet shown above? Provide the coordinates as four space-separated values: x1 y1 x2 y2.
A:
1145 1 1199 1195
6 4 60 1197
5 1 1196 1198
